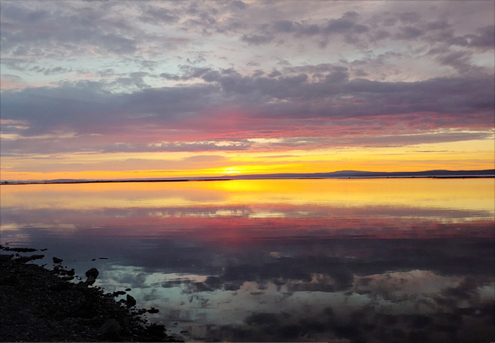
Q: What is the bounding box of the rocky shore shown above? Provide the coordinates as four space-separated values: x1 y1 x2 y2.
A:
0 246 182 342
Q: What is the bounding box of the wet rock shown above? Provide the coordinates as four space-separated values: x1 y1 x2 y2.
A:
125 288 131 291
85 268 99 279
53 257 63 264
147 307 159 314
86 275 96 286
83 268 99 286
126 294 137 308
67 268 75 276
113 291 126 297
99 318 121 341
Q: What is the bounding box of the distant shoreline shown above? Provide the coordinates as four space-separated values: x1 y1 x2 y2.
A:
1 174 494 186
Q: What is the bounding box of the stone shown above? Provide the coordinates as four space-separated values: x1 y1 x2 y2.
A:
85 268 99 278
99 319 121 341
126 294 137 308
53 257 63 264
85 275 96 286
49 282 70 291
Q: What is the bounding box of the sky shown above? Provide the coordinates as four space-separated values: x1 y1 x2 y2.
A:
1 0 494 181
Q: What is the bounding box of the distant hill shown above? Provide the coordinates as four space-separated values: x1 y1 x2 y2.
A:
230 169 495 179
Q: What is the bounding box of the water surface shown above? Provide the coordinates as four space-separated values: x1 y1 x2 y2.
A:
1 179 494 342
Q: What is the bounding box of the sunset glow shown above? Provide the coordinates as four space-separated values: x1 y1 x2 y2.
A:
1 1 494 181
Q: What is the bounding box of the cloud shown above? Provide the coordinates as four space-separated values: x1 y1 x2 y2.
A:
396 26 424 40
466 25 495 49
240 33 274 45
1 68 493 156
138 4 179 24
1 2 140 58
0 1 493 162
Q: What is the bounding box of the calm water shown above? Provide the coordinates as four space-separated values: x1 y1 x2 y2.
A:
1 179 494 342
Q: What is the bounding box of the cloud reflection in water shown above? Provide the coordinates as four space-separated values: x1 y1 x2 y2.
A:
1 179 494 342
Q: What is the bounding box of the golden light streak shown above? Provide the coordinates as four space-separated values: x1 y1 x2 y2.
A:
1 137 493 181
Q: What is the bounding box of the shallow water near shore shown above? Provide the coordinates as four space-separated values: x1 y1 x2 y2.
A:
1 179 494 342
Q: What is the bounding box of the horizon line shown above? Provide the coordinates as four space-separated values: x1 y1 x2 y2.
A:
1 168 494 185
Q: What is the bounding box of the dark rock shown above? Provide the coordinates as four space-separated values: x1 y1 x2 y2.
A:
3 247 37 252
125 288 131 291
86 275 96 286
113 291 126 297
147 324 166 336
85 268 99 278
1 274 19 285
67 268 75 276
53 257 63 264
49 282 71 291
126 294 137 308
99 318 121 341
147 307 159 314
